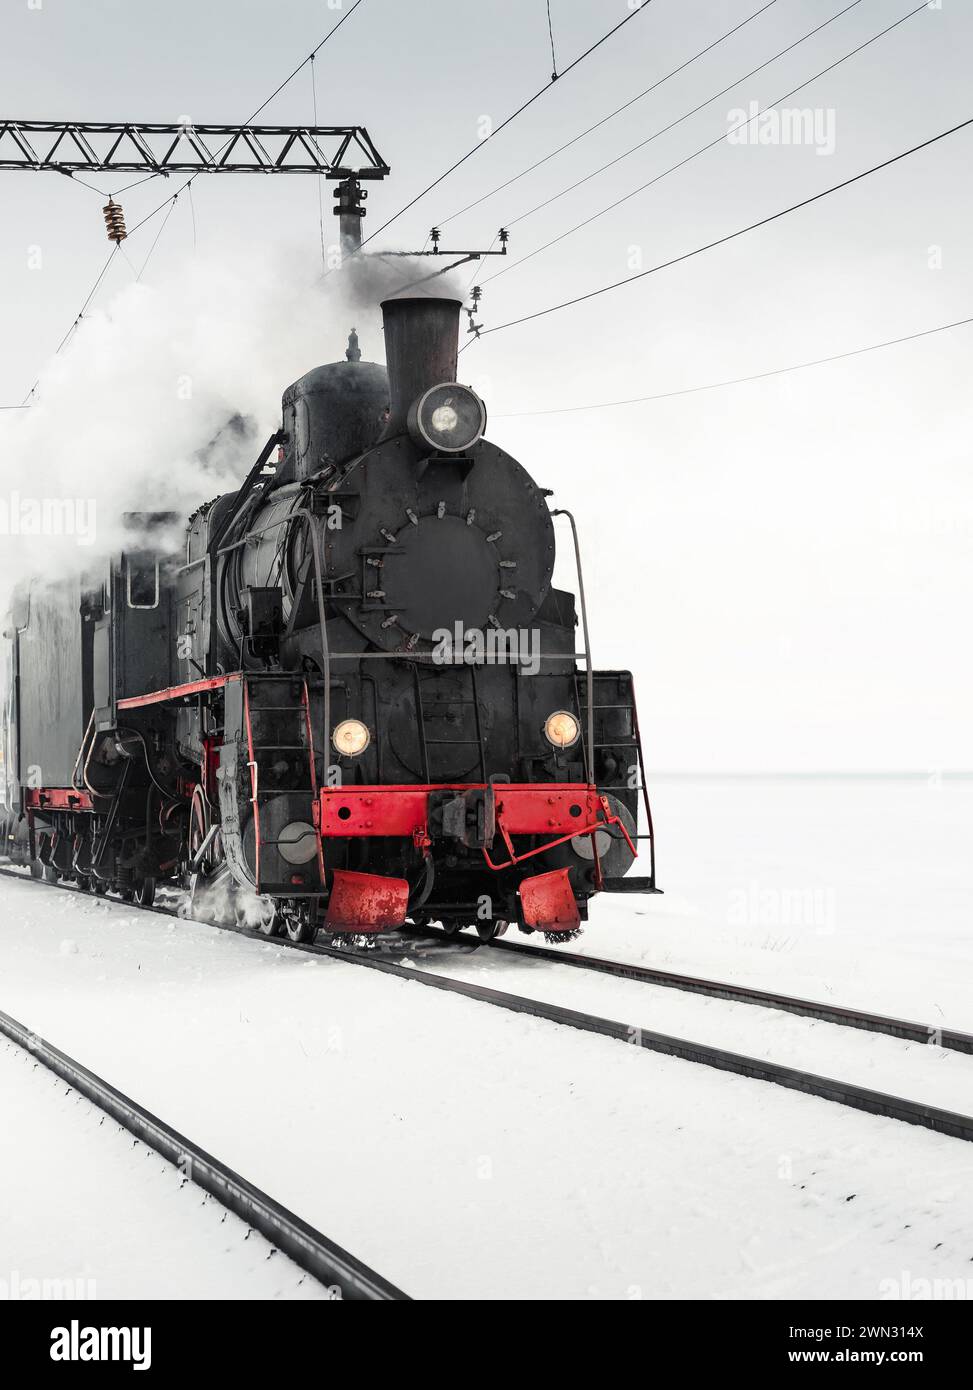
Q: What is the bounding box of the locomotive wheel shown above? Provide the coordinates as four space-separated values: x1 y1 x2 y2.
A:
76 875 91 894
133 877 156 908
90 878 108 896
188 787 213 881
248 899 280 937
475 919 508 942
186 785 226 923
282 900 319 945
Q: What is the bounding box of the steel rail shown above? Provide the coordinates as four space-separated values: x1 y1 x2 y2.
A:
3 867 972 1144
0 998 409 1301
304 944 973 1145
425 930 973 1055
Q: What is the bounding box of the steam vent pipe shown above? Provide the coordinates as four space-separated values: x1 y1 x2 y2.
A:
380 297 461 436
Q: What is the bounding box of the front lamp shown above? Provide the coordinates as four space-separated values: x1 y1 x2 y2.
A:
407 382 487 453
544 711 581 750
332 719 370 757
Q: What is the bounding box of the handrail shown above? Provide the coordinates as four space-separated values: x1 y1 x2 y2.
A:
216 502 331 776
551 509 595 783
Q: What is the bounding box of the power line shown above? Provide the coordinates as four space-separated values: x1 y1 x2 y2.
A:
437 0 779 229
112 170 172 197
11 244 121 406
480 116 973 337
59 170 112 198
100 0 374 202
546 1 558 81
3 1 369 406
492 314 973 416
244 0 369 125
354 1 657 253
87 0 372 229
484 1 924 288
505 0 863 232
311 56 327 272
136 195 181 282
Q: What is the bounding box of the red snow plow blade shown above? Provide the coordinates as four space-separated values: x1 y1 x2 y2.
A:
325 870 409 932
519 867 580 933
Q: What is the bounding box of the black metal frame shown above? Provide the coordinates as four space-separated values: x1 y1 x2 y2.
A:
0 121 389 177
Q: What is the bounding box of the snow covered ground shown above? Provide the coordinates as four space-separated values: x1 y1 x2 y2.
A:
0 1039 331 1300
587 776 973 1030
0 777 971 1300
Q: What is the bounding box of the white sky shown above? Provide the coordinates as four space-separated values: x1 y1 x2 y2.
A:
0 0 971 772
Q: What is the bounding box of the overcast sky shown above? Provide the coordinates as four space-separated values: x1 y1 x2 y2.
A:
1 0 971 772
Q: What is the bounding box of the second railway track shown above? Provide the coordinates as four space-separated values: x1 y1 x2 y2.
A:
0 1000 408 1300
3 864 973 1147
418 927 973 1055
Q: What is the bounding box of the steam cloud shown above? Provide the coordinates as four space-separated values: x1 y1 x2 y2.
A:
0 244 466 614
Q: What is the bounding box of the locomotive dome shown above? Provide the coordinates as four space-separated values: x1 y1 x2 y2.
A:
280 329 390 481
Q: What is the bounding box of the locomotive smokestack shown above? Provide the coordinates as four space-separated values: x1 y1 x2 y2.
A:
381 297 461 436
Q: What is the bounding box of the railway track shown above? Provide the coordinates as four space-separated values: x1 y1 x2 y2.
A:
0 994 408 1301
416 927 973 1055
4 865 973 1147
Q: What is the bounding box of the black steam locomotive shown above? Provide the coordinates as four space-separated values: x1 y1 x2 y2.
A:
0 296 658 944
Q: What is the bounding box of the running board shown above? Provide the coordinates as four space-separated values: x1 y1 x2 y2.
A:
600 877 663 894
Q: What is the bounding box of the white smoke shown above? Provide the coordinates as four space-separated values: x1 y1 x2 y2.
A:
175 864 277 932
342 250 467 308
0 244 466 613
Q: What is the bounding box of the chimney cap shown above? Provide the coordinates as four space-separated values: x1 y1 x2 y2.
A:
380 295 463 311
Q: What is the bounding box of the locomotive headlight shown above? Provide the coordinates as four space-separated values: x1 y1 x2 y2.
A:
332 719 370 757
407 382 487 454
544 711 580 749
431 403 459 434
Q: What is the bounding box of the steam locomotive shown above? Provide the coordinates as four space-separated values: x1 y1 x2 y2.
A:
0 296 658 944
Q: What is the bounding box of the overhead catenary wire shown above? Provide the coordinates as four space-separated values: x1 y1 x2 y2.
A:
466 231 500 293
63 3 371 268
351 0 657 255
387 255 482 297
40 0 372 206
492 314 973 416
17 243 121 404
546 0 559 80
130 0 369 238
504 0 864 234
4 0 369 406
484 0 924 288
60 169 115 198
135 193 181 282
93 0 373 204
479 115 973 337
50 243 119 351
311 55 327 272
437 0 779 229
